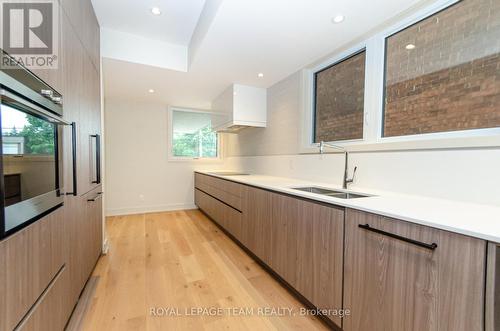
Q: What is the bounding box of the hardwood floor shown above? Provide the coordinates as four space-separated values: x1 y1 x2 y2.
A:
78 210 329 331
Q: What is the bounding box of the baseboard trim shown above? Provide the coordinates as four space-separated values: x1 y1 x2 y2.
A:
105 204 197 216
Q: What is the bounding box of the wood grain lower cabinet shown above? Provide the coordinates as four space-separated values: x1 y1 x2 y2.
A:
15 267 68 331
196 176 345 328
343 208 486 331
0 207 65 331
241 186 273 265
65 186 103 310
195 188 243 240
269 194 298 286
295 201 344 327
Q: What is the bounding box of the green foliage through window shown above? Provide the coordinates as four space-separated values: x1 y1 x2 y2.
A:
172 110 217 158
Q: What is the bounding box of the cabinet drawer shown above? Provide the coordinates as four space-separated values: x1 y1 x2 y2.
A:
344 209 486 331
224 206 242 240
195 188 242 239
194 173 242 210
16 266 68 331
0 207 65 331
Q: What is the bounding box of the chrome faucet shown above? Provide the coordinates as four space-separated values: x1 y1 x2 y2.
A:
319 141 357 189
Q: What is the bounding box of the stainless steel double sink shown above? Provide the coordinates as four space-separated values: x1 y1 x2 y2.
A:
292 186 371 199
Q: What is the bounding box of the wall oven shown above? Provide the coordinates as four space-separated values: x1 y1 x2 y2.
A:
0 53 71 239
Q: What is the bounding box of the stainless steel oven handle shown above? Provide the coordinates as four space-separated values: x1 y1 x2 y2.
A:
1 89 69 125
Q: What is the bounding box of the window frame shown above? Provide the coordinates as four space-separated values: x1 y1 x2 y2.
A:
167 106 223 162
301 0 500 153
306 42 370 149
312 47 367 144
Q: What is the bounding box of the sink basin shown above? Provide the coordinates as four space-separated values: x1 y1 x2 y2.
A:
293 187 341 195
326 192 368 199
292 186 371 199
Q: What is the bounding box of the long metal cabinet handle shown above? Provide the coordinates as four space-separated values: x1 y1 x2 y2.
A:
91 134 101 184
66 122 78 196
358 223 438 250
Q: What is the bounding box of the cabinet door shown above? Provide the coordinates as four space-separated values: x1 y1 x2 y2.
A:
344 209 485 331
78 56 101 196
295 201 344 327
83 187 103 280
29 3 64 93
242 187 272 264
61 14 82 197
270 194 298 287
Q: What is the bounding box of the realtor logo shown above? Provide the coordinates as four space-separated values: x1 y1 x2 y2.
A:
0 0 59 69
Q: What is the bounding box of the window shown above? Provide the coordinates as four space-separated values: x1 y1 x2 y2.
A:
314 50 366 143
170 108 218 159
383 0 500 137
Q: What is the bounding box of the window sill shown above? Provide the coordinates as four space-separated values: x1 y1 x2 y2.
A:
299 134 500 154
167 157 224 163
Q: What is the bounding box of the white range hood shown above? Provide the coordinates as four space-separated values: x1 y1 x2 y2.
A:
211 84 267 133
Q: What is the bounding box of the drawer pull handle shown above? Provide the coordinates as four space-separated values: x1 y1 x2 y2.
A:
358 224 438 250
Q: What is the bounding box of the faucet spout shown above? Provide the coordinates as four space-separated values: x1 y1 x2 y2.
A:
318 141 357 189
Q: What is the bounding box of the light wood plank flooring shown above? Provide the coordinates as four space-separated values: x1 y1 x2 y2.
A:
78 210 329 331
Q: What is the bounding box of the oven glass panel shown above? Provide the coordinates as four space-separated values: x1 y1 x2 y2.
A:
1 104 57 207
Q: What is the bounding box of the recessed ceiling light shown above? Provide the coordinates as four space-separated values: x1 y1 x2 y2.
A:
406 44 416 50
258 73 264 78
332 15 345 23
151 7 161 15
148 89 155 93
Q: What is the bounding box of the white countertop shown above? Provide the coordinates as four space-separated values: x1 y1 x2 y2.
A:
197 171 500 243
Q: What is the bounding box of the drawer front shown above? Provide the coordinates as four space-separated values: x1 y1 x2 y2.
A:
195 188 243 239
0 207 65 331
195 173 242 210
344 209 486 331
224 206 242 240
16 266 68 331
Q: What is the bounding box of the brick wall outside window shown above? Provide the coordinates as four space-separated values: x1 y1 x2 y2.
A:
384 0 500 137
314 51 365 142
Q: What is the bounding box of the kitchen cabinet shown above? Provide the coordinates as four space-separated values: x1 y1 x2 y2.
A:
194 173 491 330
78 54 101 196
194 187 243 240
66 186 102 307
268 193 344 326
295 200 344 327
486 243 500 331
0 207 65 331
195 173 344 327
15 267 69 331
343 208 485 331
0 0 102 329
241 186 273 264
269 194 298 286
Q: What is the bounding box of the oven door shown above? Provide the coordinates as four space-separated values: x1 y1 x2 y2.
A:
0 89 69 238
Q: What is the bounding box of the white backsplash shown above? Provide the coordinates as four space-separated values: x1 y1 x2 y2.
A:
225 148 500 207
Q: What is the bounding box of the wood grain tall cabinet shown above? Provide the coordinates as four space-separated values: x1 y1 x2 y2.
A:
0 0 103 330
58 0 104 321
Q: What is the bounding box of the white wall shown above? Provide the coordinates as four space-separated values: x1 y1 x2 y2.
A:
101 28 188 72
225 72 500 207
104 98 229 216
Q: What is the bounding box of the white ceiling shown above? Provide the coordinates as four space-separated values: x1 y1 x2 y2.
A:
92 0 206 45
100 0 431 109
